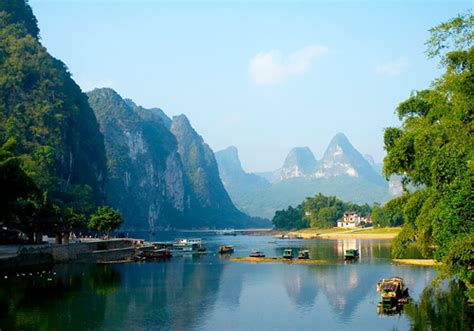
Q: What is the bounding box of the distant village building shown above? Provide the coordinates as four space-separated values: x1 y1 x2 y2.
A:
361 215 372 225
337 211 361 228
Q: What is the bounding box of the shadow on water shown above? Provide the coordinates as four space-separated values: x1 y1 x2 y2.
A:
100 255 226 330
0 264 121 331
405 280 474 331
0 235 471 330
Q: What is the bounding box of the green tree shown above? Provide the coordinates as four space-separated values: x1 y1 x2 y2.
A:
272 205 308 230
0 138 39 228
0 0 107 214
64 208 86 232
272 192 371 230
404 280 474 330
316 206 340 228
384 12 473 299
88 206 123 237
372 196 406 227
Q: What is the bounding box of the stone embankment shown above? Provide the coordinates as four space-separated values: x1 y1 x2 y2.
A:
0 239 144 269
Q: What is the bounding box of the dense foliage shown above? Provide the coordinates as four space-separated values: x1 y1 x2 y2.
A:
0 0 112 238
0 138 39 227
385 12 473 298
371 195 406 227
272 193 371 230
88 207 123 237
0 0 107 207
405 281 474 331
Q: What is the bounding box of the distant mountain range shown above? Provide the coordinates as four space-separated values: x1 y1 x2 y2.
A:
216 133 400 218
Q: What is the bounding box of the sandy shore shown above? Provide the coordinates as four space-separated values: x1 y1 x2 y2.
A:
286 228 401 240
392 259 440 266
231 257 326 264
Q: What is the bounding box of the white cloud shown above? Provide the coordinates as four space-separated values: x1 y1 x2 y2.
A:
249 45 329 85
375 57 410 76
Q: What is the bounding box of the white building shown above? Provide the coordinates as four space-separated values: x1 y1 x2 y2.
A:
337 212 361 228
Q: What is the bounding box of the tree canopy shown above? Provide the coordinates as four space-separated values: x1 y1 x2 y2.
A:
272 193 371 230
384 12 473 299
88 206 123 237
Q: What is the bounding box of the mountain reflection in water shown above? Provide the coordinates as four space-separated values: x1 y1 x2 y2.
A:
0 235 471 330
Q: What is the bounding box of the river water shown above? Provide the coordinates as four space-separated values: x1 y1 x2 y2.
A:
0 233 472 330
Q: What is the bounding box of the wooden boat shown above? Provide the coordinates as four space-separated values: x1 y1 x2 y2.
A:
377 277 409 307
172 238 207 254
298 249 309 259
218 245 234 254
344 248 359 260
138 249 171 260
282 249 294 259
249 250 265 257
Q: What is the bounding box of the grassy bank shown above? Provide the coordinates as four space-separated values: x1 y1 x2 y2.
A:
392 259 441 266
286 227 402 239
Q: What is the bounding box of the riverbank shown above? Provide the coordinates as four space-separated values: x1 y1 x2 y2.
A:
0 238 146 269
392 259 441 266
231 257 326 264
285 227 402 239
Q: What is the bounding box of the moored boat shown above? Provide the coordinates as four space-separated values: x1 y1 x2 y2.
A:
171 238 207 254
249 250 265 257
377 277 409 306
344 248 359 260
218 245 234 254
298 249 309 259
138 248 172 260
283 249 294 259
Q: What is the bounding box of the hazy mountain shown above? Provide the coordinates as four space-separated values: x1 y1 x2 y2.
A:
315 133 387 187
215 146 270 189
88 89 267 229
364 154 376 168
170 115 268 227
170 115 235 211
254 170 280 183
280 147 318 180
215 146 270 215
216 134 391 218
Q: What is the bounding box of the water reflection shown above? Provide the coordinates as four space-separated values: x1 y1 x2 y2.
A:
283 267 319 309
0 237 470 330
311 264 378 319
100 255 225 330
405 280 474 330
0 264 120 330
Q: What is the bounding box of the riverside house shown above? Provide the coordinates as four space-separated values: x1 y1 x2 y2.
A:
337 212 361 228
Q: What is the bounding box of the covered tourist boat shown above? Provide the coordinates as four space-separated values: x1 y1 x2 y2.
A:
172 238 207 254
344 248 359 260
298 249 310 259
282 249 294 259
377 277 409 310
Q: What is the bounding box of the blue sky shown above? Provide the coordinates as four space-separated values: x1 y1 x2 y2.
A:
30 0 472 172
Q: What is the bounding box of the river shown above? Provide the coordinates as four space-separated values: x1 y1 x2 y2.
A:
0 233 472 330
